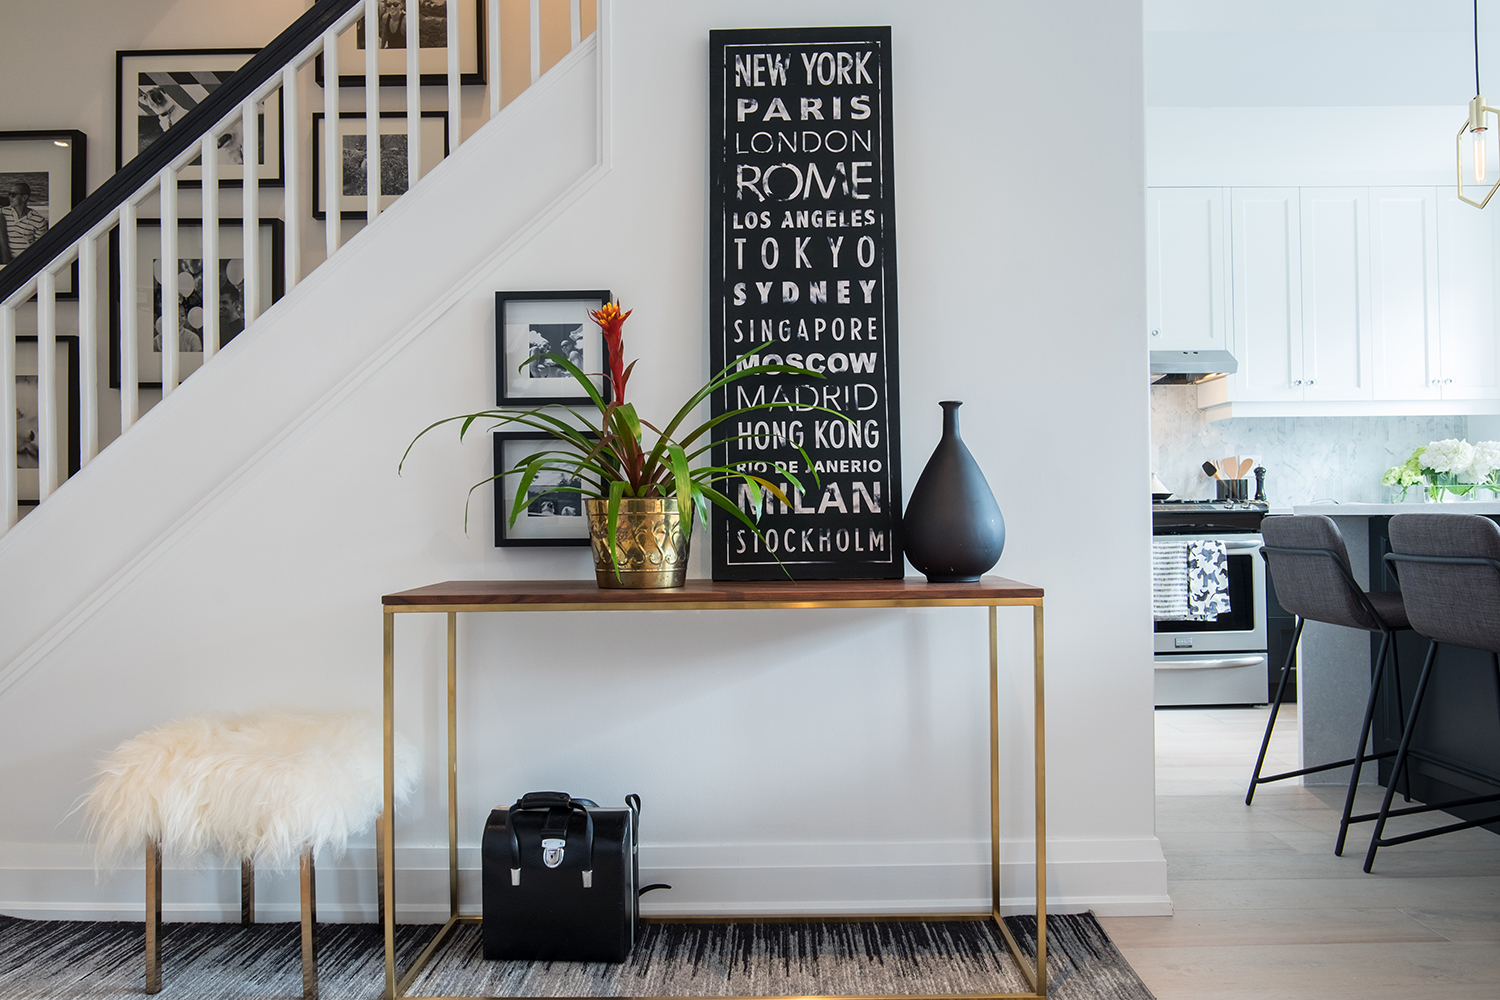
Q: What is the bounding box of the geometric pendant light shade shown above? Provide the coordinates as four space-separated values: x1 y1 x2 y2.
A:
1459 2 1500 207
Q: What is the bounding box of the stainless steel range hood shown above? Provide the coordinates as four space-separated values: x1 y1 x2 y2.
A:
1150 349 1237 385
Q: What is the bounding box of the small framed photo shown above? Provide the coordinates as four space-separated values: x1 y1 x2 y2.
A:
493 432 597 546
107 218 285 389
116 49 285 186
311 112 449 220
317 0 486 87
495 290 612 406
0 130 86 296
16 335 81 511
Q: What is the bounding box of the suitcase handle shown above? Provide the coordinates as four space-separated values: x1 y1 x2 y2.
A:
507 795 595 888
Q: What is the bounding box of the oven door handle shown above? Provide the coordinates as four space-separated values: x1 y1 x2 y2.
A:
1221 540 1264 551
1154 655 1266 670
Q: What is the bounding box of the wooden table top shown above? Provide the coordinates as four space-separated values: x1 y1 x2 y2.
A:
382 576 1043 609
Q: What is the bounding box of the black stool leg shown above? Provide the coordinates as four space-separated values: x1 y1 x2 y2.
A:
1248 617 1303 805
1336 628 1391 855
1365 639 1439 873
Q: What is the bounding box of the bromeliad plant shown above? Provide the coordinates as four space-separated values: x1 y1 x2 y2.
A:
402 302 836 571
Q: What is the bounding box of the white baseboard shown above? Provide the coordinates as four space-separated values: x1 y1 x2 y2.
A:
0 838 1171 921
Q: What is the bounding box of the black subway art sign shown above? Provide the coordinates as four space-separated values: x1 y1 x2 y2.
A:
709 26 903 580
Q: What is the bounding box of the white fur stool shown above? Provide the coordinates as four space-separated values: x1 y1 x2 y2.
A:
84 709 419 997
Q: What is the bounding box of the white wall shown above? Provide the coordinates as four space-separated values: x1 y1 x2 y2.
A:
0 0 1164 921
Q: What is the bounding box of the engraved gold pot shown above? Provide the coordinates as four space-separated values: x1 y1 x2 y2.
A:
585 497 691 589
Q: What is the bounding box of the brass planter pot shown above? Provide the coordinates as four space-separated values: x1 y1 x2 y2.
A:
585 497 690 589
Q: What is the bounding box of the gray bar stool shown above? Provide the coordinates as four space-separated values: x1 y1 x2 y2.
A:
1250 515 1410 855
1369 513 1500 871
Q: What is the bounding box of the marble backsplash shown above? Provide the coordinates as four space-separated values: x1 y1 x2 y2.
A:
1150 385 1469 505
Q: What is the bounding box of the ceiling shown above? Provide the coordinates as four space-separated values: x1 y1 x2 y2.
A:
1146 0 1492 107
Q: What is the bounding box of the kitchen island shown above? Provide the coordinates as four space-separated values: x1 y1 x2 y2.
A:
1285 503 1500 836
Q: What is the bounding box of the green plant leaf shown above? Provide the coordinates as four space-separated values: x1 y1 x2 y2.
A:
667 442 694 541
606 479 626 579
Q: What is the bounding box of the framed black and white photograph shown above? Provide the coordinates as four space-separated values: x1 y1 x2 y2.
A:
311 112 449 220
0 130 86 296
317 0 486 87
16 335 81 510
495 290 611 406
493 432 597 546
108 219 285 388
116 49 285 186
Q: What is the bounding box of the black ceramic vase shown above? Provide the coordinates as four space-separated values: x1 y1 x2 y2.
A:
903 401 1005 583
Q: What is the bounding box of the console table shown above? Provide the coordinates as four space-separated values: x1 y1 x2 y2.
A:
379 577 1047 999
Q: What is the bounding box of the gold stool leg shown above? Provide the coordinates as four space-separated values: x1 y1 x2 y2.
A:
300 848 318 1000
240 857 255 925
144 839 162 994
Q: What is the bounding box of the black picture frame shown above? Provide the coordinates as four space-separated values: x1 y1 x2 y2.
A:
15 335 81 511
115 49 286 187
493 431 597 547
311 111 451 220
314 0 487 87
107 218 286 389
0 130 87 298
494 289 613 407
707 26 904 580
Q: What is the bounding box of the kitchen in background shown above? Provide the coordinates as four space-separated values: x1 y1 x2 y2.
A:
1151 384 1468 505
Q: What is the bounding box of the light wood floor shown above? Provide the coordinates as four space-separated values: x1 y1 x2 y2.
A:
1098 705 1500 1000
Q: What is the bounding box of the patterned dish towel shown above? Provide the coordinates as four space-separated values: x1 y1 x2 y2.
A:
1151 540 1191 620
1186 539 1232 621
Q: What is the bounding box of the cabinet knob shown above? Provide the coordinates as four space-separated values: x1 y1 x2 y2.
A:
1307 379 1316 386
1447 378 1455 384
1151 329 1160 337
1293 379 1303 386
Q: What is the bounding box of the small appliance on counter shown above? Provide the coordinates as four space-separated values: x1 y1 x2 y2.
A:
1152 499 1271 706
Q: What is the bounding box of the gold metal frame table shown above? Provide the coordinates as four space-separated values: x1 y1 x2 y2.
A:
379 576 1047 1000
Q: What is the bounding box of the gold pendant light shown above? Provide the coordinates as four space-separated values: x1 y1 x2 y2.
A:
1460 0 1500 207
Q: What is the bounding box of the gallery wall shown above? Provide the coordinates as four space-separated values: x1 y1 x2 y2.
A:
0 0 1164 920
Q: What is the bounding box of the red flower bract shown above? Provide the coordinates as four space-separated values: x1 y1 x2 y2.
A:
589 302 633 403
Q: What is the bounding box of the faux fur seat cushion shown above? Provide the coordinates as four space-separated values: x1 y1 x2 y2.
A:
84 709 420 868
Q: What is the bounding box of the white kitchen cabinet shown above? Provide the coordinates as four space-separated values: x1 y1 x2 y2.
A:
1436 189 1500 400
1370 188 1441 401
1146 188 1227 353
1227 188 1302 403
1299 188 1372 401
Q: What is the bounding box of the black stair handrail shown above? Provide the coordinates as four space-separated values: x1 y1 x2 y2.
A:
0 0 362 305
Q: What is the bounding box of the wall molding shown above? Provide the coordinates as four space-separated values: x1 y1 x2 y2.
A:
0 836 1171 921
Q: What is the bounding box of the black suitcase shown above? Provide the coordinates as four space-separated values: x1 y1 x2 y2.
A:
482 791 639 962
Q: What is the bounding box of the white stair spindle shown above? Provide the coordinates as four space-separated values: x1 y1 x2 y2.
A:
36 270 57 500
366 0 381 223
1 302 15 531
570 0 580 46
119 200 139 431
202 131 220 360
529 0 541 84
448 0 460 144
488 0 501 118
242 97 261 325
159 166 179 395
407 0 421 190
78 234 98 465
323 27 342 257
282 66 301 291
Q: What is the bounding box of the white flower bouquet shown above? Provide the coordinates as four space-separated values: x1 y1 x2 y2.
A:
1381 439 1500 501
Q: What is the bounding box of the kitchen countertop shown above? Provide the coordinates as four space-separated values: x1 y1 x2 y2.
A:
1289 502 1500 515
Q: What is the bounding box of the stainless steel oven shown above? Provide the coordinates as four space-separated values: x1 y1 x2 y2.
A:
1153 505 1270 706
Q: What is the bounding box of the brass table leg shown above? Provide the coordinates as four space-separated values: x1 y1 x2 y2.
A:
144 839 162 994
382 611 397 999
1033 602 1048 996
448 611 459 922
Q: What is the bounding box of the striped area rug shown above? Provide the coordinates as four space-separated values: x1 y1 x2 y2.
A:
0 913 1154 999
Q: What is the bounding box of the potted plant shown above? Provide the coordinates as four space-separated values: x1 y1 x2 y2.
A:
403 303 832 588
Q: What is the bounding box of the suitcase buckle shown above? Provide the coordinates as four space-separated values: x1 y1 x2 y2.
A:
542 838 566 868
